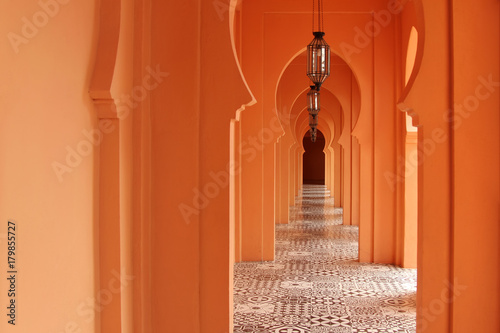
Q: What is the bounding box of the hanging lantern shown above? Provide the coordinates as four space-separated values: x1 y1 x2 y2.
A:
310 127 318 143
309 113 318 128
307 85 320 115
309 115 318 142
306 0 330 89
307 31 331 89
306 0 328 143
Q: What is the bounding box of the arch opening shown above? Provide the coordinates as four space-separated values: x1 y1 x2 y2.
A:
275 50 361 142
401 26 419 269
302 130 326 185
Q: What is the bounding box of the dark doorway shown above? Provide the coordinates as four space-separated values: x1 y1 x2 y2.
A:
303 130 326 185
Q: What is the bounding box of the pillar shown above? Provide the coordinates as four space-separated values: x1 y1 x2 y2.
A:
451 0 500 331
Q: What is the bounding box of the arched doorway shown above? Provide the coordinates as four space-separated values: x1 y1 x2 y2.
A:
302 129 326 185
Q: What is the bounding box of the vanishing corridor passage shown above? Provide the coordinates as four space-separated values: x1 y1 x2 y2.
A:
233 185 417 333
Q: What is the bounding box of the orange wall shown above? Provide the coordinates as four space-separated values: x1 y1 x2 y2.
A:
149 0 252 332
0 1 98 332
451 0 499 331
114 0 135 331
149 2 202 331
239 0 267 261
403 132 418 268
399 1 500 331
351 138 361 225
372 10 398 264
400 1 454 330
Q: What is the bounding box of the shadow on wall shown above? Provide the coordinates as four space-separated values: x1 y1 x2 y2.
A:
303 130 326 185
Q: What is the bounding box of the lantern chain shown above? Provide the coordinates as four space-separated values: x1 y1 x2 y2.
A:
318 0 321 32
320 0 324 32
312 0 315 32
312 0 325 32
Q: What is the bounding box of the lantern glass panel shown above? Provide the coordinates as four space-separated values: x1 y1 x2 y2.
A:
309 114 318 127
307 87 320 115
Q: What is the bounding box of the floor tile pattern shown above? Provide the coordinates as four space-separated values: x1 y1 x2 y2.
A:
234 185 417 333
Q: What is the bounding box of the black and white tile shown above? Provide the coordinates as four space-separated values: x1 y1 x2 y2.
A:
234 185 417 333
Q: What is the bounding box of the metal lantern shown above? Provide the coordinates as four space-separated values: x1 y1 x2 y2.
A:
307 85 320 115
309 113 318 128
306 0 328 143
307 31 331 89
310 127 318 143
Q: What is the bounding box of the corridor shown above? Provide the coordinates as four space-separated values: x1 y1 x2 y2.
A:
234 185 417 333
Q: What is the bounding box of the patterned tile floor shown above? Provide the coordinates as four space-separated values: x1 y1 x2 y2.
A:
233 185 417 333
